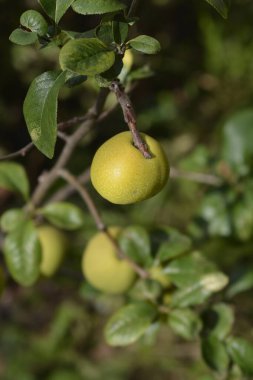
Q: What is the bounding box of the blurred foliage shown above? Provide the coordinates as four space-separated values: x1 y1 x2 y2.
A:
1 0 253 379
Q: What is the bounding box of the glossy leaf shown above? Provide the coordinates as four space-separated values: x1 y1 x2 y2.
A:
156 227 192 263
59 38 115 76
202 336 230 372
227 337 253 375
0 209 27 233
72 0 126 15
171 272 228 308
23 70 66 159
118 225 152 267
169 308 202 340
39 0 75 23
105 302 157 346
171 282 211 308
9 29 38 45
38 202 85 230
164 251 216 288
222 109 253 175
203 303 234 340
128 35 161 54
0 162 29 200
20 10 48 35
3 221 41 286
204 0 230 18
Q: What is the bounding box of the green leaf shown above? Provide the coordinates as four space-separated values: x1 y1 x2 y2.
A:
39 0 75 23
129 279 162 302
20 10 48 35
59 38 115 76
222 109 253 175
227 268 253 298
105 302 157 346
171 283 210 308
128 35 161 54
65 73 87 87
171 272 228 308
9 28 38 45
55 0 75 24
0 162 29 200
163 251 217 288
23 70 66 159
72 0 126 15
3 220 41 286
112 21 129 44
203 303 234 340
204 0 230 19
156 227 192 263
118 226 152 267
169 308 202 340
227 337 253 375
96 22 114 46
202 336 230 372
38 202 85 230
39 0 56 19
0 209 27 233
199 192 231 237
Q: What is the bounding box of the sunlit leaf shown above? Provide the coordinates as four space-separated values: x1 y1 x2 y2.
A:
59 38 115 76
105 302 157 346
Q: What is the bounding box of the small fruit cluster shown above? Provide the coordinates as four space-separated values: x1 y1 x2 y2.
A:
38 225 172 297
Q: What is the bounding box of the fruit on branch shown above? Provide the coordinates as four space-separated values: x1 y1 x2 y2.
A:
37 225 67 277
82 227 136 294
90 131 169 204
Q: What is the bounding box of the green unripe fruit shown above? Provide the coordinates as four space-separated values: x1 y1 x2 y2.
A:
37 225 67 277
82 227 136 294
90 132 169 204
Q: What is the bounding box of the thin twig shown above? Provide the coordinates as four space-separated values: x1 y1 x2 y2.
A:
58 170 149 279
170 167 223 186
127 0 139 17
58 169 149 279
58 169 105 231
0 142 34 161
109 80 152 158
46 170 90 204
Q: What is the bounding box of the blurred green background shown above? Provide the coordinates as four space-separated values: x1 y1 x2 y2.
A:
1 0 253 379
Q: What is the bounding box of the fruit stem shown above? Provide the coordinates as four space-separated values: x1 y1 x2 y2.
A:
109 80 152 159
58 169 149 279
